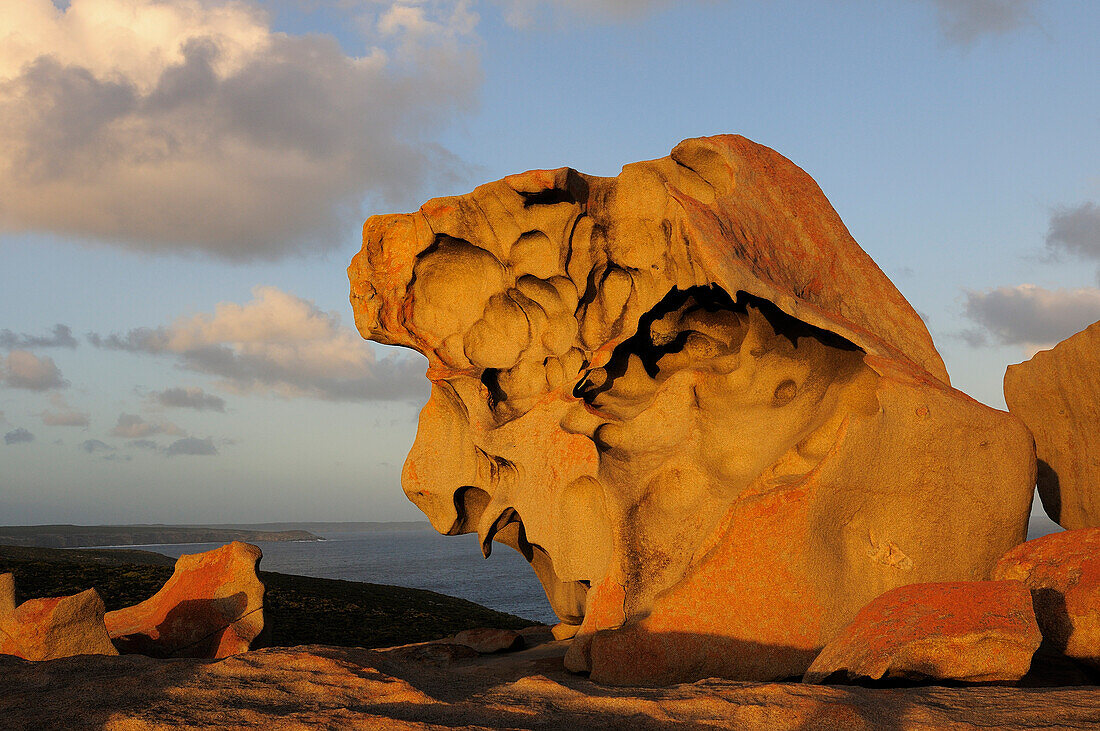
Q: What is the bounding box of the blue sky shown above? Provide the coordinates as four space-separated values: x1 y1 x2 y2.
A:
1 0 1097 524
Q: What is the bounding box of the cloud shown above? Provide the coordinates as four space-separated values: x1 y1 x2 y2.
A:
0 324 77 349
41 394 90 427
166 436 218 456
80 438 114 453
128 439 160 450
963 284 1100 347
0 0 479 259
151 386 226 412
1045 202 1100 264
4 427 35 445
91 285 427 401
495 0 695 27
924 0 1039 45
1 350 67 390
110 413 184 439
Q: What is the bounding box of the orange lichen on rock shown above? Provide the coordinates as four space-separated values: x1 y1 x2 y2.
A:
993 528 1100 668
349 134 1036 685
0 574 117 661
104 541 264 658
1004 319 1100 529
803 581 1041 685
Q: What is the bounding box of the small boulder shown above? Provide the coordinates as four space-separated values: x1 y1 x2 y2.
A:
0 581 118 661
453 627 524 654
993 528 1100 668
804 581 1041 685
104 541 264 658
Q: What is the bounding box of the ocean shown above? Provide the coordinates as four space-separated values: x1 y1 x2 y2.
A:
111 527 559 625
96 511 1064 628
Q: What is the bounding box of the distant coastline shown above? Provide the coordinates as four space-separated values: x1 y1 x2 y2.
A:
0 524 324 548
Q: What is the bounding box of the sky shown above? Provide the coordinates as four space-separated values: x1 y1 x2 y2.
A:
0 0 1097 525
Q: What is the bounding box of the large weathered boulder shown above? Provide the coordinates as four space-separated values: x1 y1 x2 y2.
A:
348 134 1036 684
0 575 117 661
803 581 1041 685
1004 319 1100 530
993 528 1100 668
104 541 265 658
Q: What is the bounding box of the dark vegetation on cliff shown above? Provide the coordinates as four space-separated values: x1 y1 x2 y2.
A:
0 544 533 648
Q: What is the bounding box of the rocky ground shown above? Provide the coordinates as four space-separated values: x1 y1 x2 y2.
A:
3 628 1100 730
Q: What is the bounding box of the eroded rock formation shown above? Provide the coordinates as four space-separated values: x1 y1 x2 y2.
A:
0 574 117 661
803 581 1041 685
105 541 265 658
348 134 1036 684
993 528 1100 669
1004 319 1100 529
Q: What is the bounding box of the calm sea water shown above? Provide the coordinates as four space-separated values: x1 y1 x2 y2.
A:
107 528 558 625
95 511 1063 627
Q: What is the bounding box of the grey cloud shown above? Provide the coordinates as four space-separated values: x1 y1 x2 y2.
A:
1046 202 1100 263
128 439 160 450
110 413 183 439
42 409 90 427
0 324 78 349
0 16 478 260
926 0 1039 45
80 439 114 453
167 437 218 456
963 285 1100 346
497 0 693 27
1 350 68 390
152 386 226 412
4 428 35 445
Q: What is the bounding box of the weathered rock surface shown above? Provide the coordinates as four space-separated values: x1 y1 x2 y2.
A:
349 134 1036 685
804 581 1041 685
454 626 524 653
1004 319 1100 530
994 528 1100 668
0 576 117 661
104 541 264 658
2 637 1099 729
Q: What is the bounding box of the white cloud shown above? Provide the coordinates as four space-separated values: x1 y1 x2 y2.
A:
924 0 1039 45
110 413 184 438
90 285 426 401
1 350 68 390
963 284 1100 347
0 0 480 259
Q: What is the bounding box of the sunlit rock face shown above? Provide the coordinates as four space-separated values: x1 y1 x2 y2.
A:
348 134 1036 685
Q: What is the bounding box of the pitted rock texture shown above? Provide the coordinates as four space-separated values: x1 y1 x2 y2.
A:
104 541 264 658
349 134 1036 684
3 638 1100 730
803 581 1041 685
0 575 117 661
1004 319 1100 530
994 528 1100 669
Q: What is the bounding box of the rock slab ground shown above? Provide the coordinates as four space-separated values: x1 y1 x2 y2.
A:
2 632 1099 730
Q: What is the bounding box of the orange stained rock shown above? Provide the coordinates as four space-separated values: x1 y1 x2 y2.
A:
803 580 1041 685
993 527 1100 668
1004 318 1100 530
104 541 264 659
0 577 117 661
349 134 1037 684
